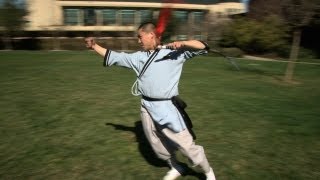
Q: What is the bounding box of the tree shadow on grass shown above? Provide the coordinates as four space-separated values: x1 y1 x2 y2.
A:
106 121 206 179
235 65 295 84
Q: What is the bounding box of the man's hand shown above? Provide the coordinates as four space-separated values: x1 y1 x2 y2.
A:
85 37 96 49
165 41 186 50
84 37 107 57
162 40 206 50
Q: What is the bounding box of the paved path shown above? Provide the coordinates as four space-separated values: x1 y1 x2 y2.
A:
242 55 320 65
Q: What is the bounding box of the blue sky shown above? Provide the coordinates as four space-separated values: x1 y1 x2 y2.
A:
0 0 25 5
241 0 250 12
241 0 250 4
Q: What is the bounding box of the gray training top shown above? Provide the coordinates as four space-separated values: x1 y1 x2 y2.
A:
104 48 207 132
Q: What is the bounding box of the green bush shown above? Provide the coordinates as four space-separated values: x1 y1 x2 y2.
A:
220 47 244 57
208 47 244 58
275 45 318 60
220 15 289 56
274 44 291 58
298 47 317 59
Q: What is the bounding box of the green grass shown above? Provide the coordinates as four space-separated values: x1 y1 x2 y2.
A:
0 51 319 180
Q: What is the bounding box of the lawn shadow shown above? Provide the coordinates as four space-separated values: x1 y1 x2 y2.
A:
106 121 206 179
106 121 167 167
237 65 294 82
239 65 269 75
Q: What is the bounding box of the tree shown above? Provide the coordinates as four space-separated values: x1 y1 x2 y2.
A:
0 0 28 49
247 0 320 82
281 0 320 82
247 0 282 20
219 16 288 55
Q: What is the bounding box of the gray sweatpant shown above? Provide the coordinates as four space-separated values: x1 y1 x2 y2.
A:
140 106 211 173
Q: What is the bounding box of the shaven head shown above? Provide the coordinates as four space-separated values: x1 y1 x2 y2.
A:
137 22 160 50
138 22 156 33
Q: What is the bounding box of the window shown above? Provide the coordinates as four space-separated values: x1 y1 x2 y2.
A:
176 35 188 40
64 9 80 25
194 34 204 40
120 10 135 25
140 10 153 23
173 11 188 23
193 12 204 24
102 9 116 25
84 8 96 26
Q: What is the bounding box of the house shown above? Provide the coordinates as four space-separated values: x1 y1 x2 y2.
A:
23 0 245 50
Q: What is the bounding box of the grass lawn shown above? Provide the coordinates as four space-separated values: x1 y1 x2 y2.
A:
0 51 319 180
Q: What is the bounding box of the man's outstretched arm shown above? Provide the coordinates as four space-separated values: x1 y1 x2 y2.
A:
164 40 209 50
85 37 107 57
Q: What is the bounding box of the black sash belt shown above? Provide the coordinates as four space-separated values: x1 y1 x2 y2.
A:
142 95 171 101
142 95 197 140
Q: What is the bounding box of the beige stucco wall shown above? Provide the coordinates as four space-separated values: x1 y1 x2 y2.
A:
25 0 245 31
26 0 56 30
208 2 246 13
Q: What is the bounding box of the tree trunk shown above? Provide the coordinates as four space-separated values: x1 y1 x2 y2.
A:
284 29 301 82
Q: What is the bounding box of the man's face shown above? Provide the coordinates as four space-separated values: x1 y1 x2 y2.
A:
137 29 156 51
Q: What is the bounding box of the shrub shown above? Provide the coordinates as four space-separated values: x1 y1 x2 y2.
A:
220 47 244 57
219 15 289 56
298 47 317 59
208 47 244 58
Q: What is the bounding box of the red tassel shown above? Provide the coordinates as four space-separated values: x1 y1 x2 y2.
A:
156 7 172 37
156 0 183 37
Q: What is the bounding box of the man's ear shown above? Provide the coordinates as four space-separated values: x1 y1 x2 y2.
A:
150 31 156 38
151 32 161 41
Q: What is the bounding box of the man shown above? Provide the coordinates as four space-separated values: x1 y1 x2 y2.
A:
85 22 216 180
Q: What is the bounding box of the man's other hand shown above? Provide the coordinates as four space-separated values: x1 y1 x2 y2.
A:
85 37 96 49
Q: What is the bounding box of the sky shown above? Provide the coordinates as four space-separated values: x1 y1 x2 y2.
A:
0 0 25 6
241 0 250 12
